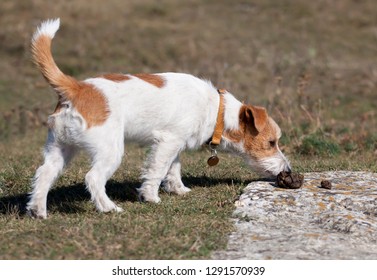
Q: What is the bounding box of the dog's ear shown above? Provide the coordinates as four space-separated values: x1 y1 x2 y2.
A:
240 105 268 134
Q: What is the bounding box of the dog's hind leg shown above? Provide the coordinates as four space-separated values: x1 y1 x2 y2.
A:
85 141 124 213
139 133 185 203
162 155 191 195
27 133 76 219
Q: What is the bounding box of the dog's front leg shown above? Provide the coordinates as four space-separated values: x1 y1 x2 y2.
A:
138 134 185 203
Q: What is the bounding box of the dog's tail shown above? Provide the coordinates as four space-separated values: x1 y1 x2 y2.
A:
31 18 78 98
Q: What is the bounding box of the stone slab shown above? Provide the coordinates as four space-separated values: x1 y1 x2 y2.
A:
213 171 377 259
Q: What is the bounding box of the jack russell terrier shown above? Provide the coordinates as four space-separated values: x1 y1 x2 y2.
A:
27 19 291 218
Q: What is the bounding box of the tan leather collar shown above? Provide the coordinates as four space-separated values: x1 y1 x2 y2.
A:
210 89 226 146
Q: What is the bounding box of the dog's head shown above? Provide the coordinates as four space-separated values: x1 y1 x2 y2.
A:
223 104 291 177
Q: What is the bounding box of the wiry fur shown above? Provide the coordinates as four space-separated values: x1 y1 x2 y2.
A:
27 19 291 218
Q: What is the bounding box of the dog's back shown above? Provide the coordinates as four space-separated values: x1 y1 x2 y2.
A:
85 73 219 147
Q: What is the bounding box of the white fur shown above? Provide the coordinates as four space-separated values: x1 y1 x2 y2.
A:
27 19 291 218
223 93 243 130
32 18 60 42
247 149 291 177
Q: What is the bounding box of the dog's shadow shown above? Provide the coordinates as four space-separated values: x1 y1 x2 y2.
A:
0 176 249 217
0 179 139 217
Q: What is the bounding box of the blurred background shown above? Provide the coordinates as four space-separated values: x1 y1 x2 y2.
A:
0 0 376 162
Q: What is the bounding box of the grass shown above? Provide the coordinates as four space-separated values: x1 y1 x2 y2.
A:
0 0 377 259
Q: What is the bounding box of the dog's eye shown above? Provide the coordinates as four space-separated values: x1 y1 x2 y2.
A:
269 140 276 148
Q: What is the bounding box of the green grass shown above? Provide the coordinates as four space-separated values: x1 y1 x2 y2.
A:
0 0 377 259
298 132 341 156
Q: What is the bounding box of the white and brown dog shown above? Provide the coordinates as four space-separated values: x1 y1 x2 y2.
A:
27 19 291 218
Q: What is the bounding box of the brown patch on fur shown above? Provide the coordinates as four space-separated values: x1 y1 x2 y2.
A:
133 74 165 88
240 105 268 133
48 83 109 128
67 82 109 128
98 73 130 82
224 105 280 160
223 129 243 143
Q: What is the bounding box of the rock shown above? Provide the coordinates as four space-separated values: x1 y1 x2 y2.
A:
213 171 377 259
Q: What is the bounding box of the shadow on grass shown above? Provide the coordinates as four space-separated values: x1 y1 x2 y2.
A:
181 175 249 188
0 179 140 217
0 175 255 217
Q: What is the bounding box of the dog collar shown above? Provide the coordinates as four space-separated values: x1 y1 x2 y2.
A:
207 89 226 166
211 89 226 145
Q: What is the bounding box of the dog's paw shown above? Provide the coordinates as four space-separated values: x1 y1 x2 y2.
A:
100 203 124 213
114 206 124 213
139 193 161 203
162 180 191 195
172 185 191 195
26 208 47 219
138 185 161 203
165 185 191 195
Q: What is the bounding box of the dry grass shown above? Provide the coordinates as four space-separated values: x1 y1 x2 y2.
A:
0 0 376 259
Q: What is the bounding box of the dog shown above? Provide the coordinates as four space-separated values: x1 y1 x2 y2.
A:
26 19 291 218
